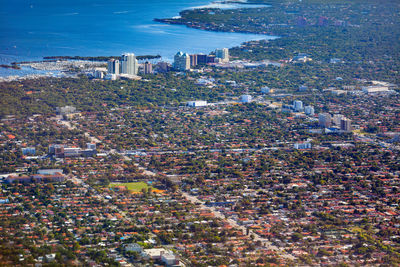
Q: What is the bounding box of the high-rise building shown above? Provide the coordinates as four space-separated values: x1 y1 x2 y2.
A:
332 114 344 126
215 48 229 62
107 59 120 75
93 69 104 79
340 118 352 132
190 54 198 67
155 62 169 73
121 53 138 75
319 113 332 128
197 54 207 64
49 144 64 157
293 100 304 112
144 62 152 74
174 52 190 71
206 55 216 63
304 105 315 116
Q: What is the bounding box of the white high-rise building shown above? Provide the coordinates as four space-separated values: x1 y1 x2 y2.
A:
174 52 190 71
107 59 120 75
293 100 304 112
121 53 138 75
215 48 229 63
304 105 315 116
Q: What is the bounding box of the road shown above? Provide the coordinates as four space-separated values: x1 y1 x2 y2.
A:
181 191 295 260
58 117 294 260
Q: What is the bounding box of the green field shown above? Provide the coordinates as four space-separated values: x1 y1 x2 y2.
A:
109 182 153 192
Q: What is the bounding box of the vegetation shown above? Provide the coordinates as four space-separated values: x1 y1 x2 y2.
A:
156 0 400 85
0 0 399 265
109 182 154 192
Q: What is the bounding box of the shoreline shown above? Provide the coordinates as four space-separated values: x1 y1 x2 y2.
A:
0 0 273 81
154 0 273 35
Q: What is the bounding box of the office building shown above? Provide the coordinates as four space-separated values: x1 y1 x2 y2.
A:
93 69 104 79
294 142 312 149
107 59 120 75
121 53 139 75
38 169 64 175
261 86 272 94
87 143 96 150
340 118 352 132
197 54 207 64
105 74 117 80
299 85 308 91
190 54 198 67
215 48 229 62
22 147 36 155
174 51 190 71
104 74 118 81
332 114 344 126
155 62 169 73
206 55 216 63
144 62 153 74
187 100 207 107
319 113 332 128
48 144 64 157
304 105 315 116
63 147 81 157
293 100 304 112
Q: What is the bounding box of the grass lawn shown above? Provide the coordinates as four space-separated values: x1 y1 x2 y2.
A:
109 181 153 192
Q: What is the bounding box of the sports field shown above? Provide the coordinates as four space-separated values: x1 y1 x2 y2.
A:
109 182 152 192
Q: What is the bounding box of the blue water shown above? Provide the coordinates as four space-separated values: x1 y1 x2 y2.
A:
0 0 274 77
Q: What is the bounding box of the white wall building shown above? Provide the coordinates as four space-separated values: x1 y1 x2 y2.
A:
362 86 390 93
187 100 207 107
121 53 139 75
304 105 315 116
261 86 272 94
174 51 190 71
107 59 120 75
294 142 312 149
241 94 252 103
215 48 229 63
93 69 104 79
293 100 304 112
161 253 179 266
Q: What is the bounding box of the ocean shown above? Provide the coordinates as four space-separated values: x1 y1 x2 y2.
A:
0 0 274 77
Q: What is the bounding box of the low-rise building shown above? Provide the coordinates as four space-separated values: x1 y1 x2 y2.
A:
241 94 252 103
187 101 207 107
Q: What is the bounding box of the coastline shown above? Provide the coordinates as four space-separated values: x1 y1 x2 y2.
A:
0 0 274 81
154 0 273 35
